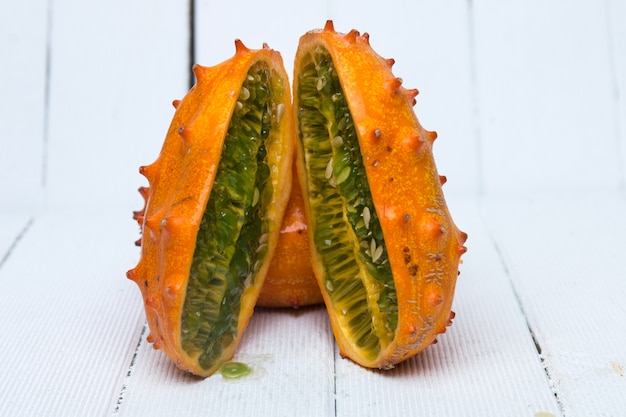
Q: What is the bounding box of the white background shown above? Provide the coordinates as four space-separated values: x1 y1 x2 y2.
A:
1 1 624 416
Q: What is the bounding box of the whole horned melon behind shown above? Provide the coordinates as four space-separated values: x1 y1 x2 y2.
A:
293 21 467 369
127 41 294 377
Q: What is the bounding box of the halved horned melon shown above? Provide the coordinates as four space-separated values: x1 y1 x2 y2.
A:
127 41 294 377
293 21 467 369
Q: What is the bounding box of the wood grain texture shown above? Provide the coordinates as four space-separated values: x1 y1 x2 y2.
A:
482 193 626 417
0 0 48 211
43 0 190 212
116 307 336 416
0 212 145 417
0 0 624 415
473 0 622 196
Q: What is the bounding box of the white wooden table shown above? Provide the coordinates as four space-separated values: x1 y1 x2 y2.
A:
2 1 625 416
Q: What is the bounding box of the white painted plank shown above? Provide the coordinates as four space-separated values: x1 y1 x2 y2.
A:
473 0 621 196
0 212 145 417
481 192 626 417
334 198 561 417
607 0 626 189
44 0 190 212
195 0 330 79
116 306 336 417
0 0 47 211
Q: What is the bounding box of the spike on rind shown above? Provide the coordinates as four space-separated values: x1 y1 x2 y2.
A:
178 125 193 145
191 64 204 83
138 186 149 200
428 292 444 307
234 38 249 53
172 99 181 109
139 164 158 183
126 267 139 282
144 214 161 233
387 77 403 93
324 20 335 32
345 29 359 44
402 134 424 150
132 209 144 223
447 311 456 326
407 88 418 106
385 58 395 68
425 130 438 143
360 32 370 45
439 175 448 186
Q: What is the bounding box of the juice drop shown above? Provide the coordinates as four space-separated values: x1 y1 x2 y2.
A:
218 361 251 379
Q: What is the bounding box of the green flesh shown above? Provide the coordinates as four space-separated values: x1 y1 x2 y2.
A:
181 62 280 370
297 46 398 360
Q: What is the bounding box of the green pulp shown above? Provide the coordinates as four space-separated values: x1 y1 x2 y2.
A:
297 46 398 360
181 62 280 370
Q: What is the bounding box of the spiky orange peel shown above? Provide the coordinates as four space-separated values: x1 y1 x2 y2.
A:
127 41 294 376
293 21 467 369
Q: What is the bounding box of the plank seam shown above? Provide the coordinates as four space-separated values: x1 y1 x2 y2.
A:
41 0 54 197
112 323 147 415
188 0 196 89
0 217 35 270
479 205 566 417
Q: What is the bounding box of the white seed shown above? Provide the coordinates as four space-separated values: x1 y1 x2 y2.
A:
236 101 243 110
331 136 344 148
239 86 250 101
363 206 371 229
276 103 285 123
370 239 377 257
316 77 324 91
373 245 384 263
328 176 337 188
325 280 335 292
244 273 253 288
256 243 268 254
325 158 334 179
337 116 346 131
252 187 260 207
259 233 269 244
